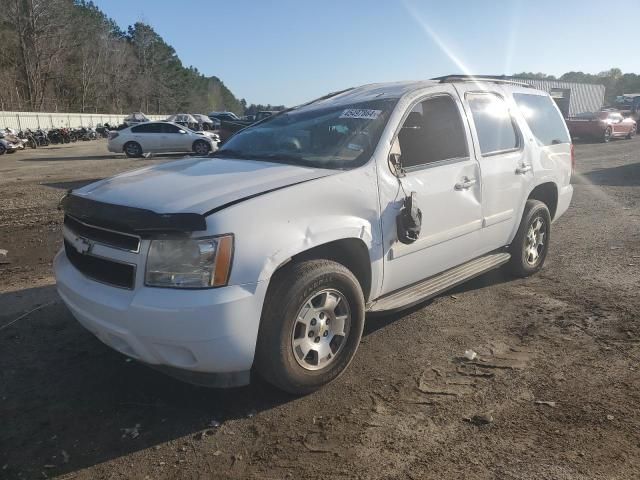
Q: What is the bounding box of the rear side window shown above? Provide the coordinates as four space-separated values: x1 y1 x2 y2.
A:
467 93 519 155
513 93 570 146
131 123 162 133
397 95 468 169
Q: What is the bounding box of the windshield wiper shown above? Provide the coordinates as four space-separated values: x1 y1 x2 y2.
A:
252 153 308 165
211 149 247 158
212 149 309 165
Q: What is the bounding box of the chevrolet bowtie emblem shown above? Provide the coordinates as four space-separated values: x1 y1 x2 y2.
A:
73 236 93 255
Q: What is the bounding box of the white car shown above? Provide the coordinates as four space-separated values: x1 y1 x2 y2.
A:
56 77 573 394
107 121 217 157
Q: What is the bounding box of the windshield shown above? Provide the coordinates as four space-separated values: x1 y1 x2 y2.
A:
215 99 398 169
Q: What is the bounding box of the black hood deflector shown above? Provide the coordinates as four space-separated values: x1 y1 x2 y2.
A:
60 194 207 235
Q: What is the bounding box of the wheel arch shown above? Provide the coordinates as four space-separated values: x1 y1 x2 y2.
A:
527 181 558 220
272 237 374 303
122 140 141 152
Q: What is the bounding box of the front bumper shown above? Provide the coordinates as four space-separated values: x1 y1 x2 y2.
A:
54 251 268 385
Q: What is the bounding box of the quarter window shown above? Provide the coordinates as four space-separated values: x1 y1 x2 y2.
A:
467 93 519 155
396 95 468 169
513 93 570 146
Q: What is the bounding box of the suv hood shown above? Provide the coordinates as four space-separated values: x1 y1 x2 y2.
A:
72 157 337 214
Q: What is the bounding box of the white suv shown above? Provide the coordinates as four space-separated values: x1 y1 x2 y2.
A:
55 78 573 394
108 121 217 157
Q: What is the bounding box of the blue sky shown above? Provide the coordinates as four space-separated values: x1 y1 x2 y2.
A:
94 0 639 106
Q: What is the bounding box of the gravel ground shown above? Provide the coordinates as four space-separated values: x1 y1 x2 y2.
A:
0 138 639 480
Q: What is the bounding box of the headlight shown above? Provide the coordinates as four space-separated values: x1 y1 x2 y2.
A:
145 235 233 288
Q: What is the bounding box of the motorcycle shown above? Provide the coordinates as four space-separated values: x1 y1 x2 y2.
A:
18 129 37 149
96 124 110 138
34 129 49 147
48 128 63 144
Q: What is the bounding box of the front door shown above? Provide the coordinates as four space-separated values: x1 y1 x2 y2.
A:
162 123 189 151
378 90 484 295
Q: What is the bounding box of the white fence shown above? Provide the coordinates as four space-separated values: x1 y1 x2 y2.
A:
0 111 167 130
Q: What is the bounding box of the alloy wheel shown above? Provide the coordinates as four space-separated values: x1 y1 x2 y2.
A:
291 289 351 371
524 216 546 266
194 141 210 155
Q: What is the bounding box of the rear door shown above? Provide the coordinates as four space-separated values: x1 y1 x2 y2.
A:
453 84 532 250
378 88 484 294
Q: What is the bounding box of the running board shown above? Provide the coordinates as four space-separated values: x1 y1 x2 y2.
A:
368 252 511 312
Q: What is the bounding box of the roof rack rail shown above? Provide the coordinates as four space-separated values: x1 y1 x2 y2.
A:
432 75 534 89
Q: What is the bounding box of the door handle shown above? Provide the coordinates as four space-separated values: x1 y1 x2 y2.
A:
515 164 532 175
454 177 477 190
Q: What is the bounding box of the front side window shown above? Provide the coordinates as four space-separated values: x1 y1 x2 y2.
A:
162 123 182 134
513 93 570 146
467 93 519 155
396 95 468 169
216 99 397 169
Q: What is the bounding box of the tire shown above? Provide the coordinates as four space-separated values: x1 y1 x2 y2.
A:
193 140 211 155
255 259 365 395
626 126 636 140
507 199 551 277
0 144 5 155
123 141 143 158
602 127 612 143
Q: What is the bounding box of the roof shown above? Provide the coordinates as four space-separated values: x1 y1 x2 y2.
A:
303 77 548 112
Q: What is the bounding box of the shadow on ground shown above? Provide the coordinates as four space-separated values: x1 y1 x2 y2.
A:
43 178 104 190
0 265 514 476
575 161 640 187
0 285 293 477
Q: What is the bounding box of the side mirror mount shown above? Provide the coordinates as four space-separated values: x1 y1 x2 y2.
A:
389 152 405 177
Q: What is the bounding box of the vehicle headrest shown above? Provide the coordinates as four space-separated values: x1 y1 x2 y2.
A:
403 111 423 129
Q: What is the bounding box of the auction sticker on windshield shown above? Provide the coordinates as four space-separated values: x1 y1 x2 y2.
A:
339 109 381 120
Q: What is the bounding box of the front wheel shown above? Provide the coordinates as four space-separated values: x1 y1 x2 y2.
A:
192 140 211 155
602 127 612 143
627 126 636 140
508 200 551 277
255 260 365 395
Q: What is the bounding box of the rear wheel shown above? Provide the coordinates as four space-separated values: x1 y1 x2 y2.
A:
507 200 551 277
255 260 365 395
123 141 143 158
193 140 211 155
602 127 612 143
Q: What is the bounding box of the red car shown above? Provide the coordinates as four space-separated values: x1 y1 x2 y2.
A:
565 111 636 142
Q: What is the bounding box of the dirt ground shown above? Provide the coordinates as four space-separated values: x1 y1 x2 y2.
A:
0 138 639 480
